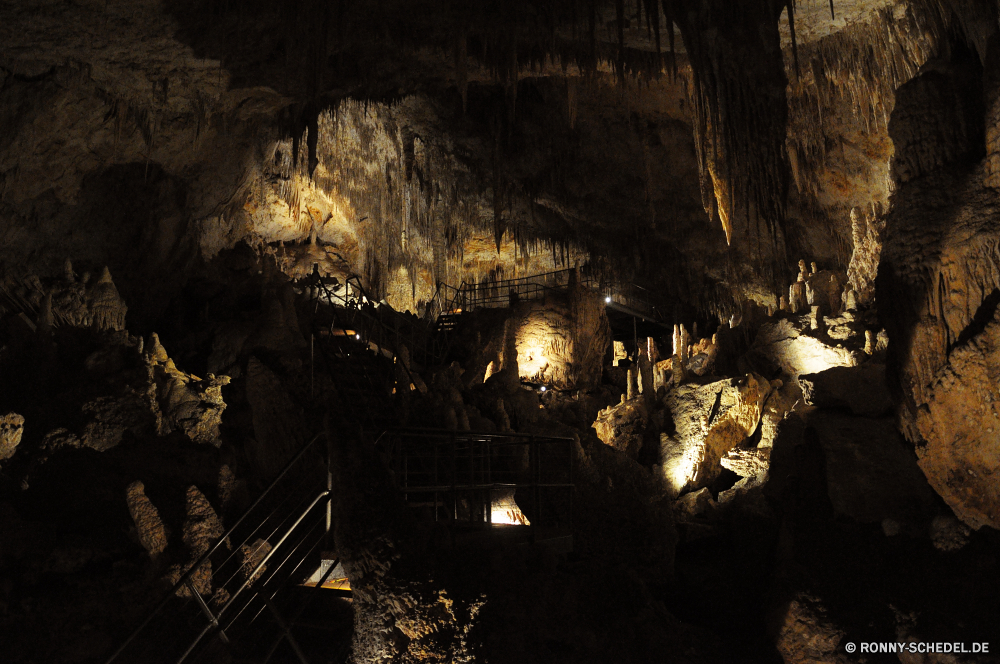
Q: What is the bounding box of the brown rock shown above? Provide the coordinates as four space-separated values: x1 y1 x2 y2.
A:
0 413 25 462
125 481 168 557
592 398 648 458
182 485 226 558
773 594 849 664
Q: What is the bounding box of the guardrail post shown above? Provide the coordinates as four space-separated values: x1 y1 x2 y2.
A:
186 578 229 645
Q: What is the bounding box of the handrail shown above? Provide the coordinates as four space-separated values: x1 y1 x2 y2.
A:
104 432 332 664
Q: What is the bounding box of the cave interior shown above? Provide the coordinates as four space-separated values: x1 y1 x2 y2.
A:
2 0 1000 662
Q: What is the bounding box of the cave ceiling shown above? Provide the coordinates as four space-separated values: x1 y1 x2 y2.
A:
0 0 976 323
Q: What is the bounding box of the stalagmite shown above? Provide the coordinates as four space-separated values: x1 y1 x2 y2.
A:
89 267 127 332
627 367 638 400
789 274 807 313
844 289 859 313
809 305 824 333
864 330 875 355
63 258 75 284
638 346 653 398
779 295 789 312
811 261 818 276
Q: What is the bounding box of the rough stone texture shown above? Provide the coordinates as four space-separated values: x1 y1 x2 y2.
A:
747 317 861 378
773 594 849 664
124 480 167 557
181 485 226 558
663 374 771 491
592 398 648 458
888 62 984 187
0 412 25 462
847 204 885 306
240 538 272 584
146 333 230 446
805 270 842 316
799 363 893 417
880 162 1000 530
720 447 771 478
514 287 611 391
806 412 939 525
88 266 127 331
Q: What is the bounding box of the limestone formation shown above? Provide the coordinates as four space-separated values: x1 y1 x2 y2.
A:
809 305 823 332
789 275 807 314
779 295 788 312
626 367 638 400
805 270 841 316
181 485 226 558
864 329 875 355
847 205 885 306
240 538 272 584
125 481 168 557
592 398 648 458
774 594 847 664
747 317 860 378
612 340 627 367
663 374 772 491
88 267 127 331
146 334 230 446
0 413 25 463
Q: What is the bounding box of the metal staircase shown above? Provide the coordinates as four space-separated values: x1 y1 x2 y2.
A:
103 269 591 664
104 434 344 664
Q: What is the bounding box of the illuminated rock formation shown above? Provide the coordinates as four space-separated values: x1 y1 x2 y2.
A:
125 480 168 557
0 412 24 463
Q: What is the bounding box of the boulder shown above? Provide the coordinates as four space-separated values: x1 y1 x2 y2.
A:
798 364 893 417
663 374 772 490
772 593 849 664
592 398 648 458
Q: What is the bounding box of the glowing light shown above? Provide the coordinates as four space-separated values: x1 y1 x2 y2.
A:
605 296 612 303
490 499 531 525
355 334 361 340
540 386 546 392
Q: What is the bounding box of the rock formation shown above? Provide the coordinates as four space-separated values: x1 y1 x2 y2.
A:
125 480 168 557
0 412 25 463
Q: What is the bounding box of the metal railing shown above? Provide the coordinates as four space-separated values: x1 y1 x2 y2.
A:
437 266 663 322
380 429 575 529
105 433 334 664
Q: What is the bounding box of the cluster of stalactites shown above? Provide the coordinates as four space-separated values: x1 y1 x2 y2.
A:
785 2 945 197
259 100 588 300
676 0 792 275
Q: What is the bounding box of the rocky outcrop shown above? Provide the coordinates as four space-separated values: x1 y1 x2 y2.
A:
663 374 773 492
146 333 230 446
181 486 226 558
592 397 648 458
880 162 1000 530
772 593 849 664
125 480 168 557
513 286 612 391
746 316 862 379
